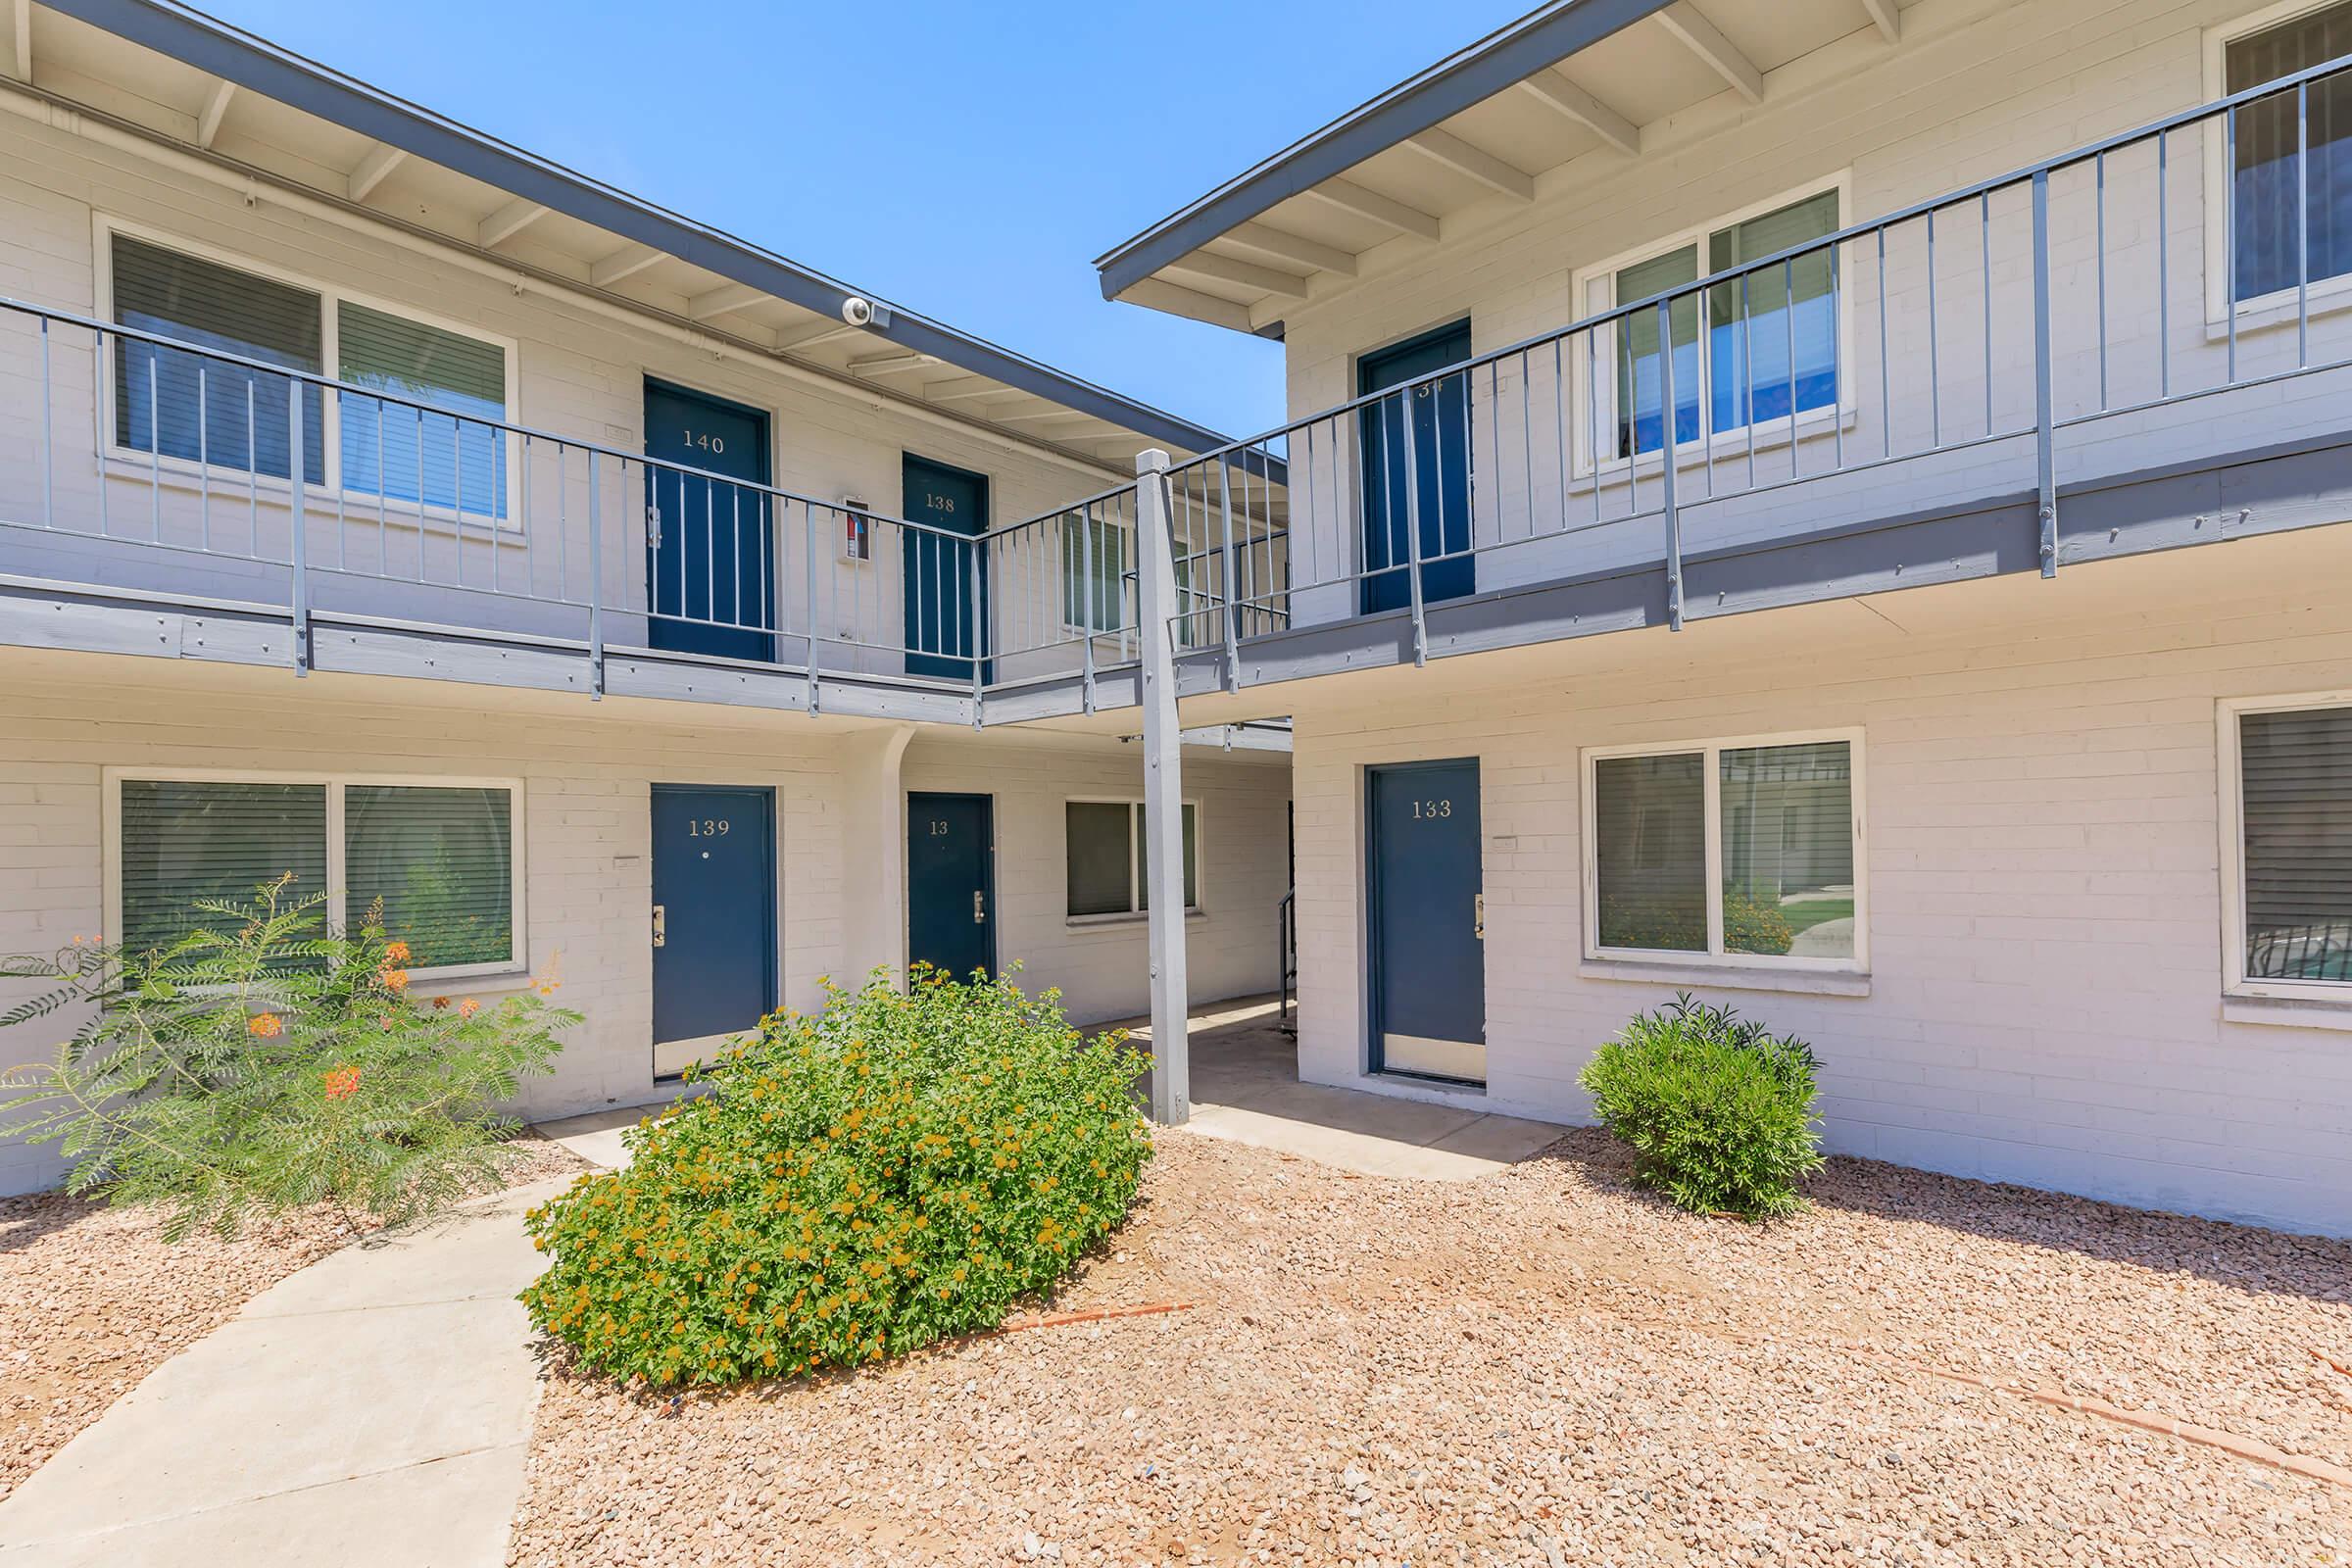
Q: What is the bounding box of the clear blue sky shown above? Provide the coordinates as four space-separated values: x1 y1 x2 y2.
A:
199 0 1530 442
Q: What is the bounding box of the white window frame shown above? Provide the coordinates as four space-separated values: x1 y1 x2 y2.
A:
94 215 525 532
2201 0 2352 328
1569 172 1856 479
2216 690 2352 1001
1063 795 1203 922
1580 727 1868 973
102 766 529 982
1058 510 1131 639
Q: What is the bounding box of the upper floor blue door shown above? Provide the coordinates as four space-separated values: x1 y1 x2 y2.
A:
1367 759 1485 1083
651 784 775 1077
646 380 774 662
1358 321 1476 615
902 455 989 681
906 791 994 982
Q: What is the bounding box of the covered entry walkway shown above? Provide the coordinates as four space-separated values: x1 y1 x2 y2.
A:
1116 998 1562 1181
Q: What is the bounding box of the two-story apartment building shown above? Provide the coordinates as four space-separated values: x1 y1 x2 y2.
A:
1095 0 2352 1235
0 1 1296 1194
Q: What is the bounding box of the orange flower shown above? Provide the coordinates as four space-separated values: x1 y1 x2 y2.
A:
432 996 452 1010
382 941 411 963
378 1015 396 1032
380 968 410 992
322 1064 361 1099
458 999 481 1019
246 1012 283 1038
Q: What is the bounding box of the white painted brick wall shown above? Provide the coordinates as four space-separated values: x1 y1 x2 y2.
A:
1288 544 2352 1238
902 729 1292 1024
0 659 1289 1195
1266 0 2352 616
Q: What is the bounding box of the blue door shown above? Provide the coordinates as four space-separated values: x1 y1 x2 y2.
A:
646 381 774 662
651 785 775 1077
902 455 989 681
906 792 993 981
1367 760 1484 1082
1358 321 1475 615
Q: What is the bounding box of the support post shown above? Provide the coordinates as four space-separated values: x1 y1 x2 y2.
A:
586 451 606 697
2032 169 2058 578
1134 449 1191 1126
288 378 309 674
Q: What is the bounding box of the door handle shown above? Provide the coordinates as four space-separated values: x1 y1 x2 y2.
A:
973 890 987 925
1474 893 1485 941
652 904 666 949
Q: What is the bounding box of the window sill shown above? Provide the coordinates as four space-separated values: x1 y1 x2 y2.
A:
1569 403 1859 496
2202 277 2352 343
2220 994 2352 1031
1065 909 1206 930
1577 956 1870 998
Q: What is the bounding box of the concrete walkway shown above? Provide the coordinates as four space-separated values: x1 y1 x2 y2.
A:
1119 997 1565 1179
0 1174 580 1568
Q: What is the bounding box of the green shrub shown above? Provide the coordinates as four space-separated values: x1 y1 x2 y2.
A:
0 876 574 1239
520 965 1151 1387
1594 891 1793 956
1578 993 1824 1220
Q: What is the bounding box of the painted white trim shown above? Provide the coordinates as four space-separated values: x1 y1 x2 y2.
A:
1578 726 1868 974
102 764 528 981
1569 171 1857 478
1062 794 1203 916
2216 688 2352 1001
1056 508 1132 638
93 213 525 531
2199 0 2352 328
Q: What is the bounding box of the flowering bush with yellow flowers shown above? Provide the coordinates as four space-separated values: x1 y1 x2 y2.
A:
0 875 574 1239
520 965 1151 1387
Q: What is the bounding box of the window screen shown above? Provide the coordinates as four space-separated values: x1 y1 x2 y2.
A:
2240 706 2352 982
344 785 515 968
338 302 509 518
119 780 327 957
1720 740 1854 958
2226 0 2352 302
1065 802 1133 916
111 235 323 483
1592 753 1706 951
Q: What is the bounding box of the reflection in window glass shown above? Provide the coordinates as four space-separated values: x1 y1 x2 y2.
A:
1593 753 1706 951
2239 706 2352 982
1718 741 1854 958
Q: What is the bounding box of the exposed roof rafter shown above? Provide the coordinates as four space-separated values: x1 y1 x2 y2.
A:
1222 220 1357 277
846 349 937 378
1164 250 1312 301
1299 176 1440 240
7 0 28 80
1859 0 1899 42
1655 1 1763 104
476 195 548 249
194 76 233 147
1404 126 1534 201
1112 277 1256 332
588 241 662 288
344 139 404 201
1516 69 1639 155
686 280 767 320
771 318 867 353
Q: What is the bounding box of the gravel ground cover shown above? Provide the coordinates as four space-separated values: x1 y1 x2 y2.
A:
512 1129 2352 1567
0 1134 583 1499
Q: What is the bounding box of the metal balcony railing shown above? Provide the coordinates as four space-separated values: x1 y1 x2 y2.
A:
1157 53 2352 666
0 297 1255 704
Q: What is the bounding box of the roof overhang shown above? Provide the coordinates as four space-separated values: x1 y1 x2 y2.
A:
25 0 1236 468
1096 0 1913 333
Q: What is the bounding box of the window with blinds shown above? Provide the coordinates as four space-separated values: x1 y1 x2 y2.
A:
1063 800 1200 917
1590 736 1860 963
116 776 519 972
338 302 510 518
344 786 514 969
2237 706 2352 983
1060 513 1126 633
119 781 327 957
2225 0 2352 304
111 234 325 484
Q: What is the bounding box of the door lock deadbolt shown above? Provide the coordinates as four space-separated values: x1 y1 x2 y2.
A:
652 904 666 949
